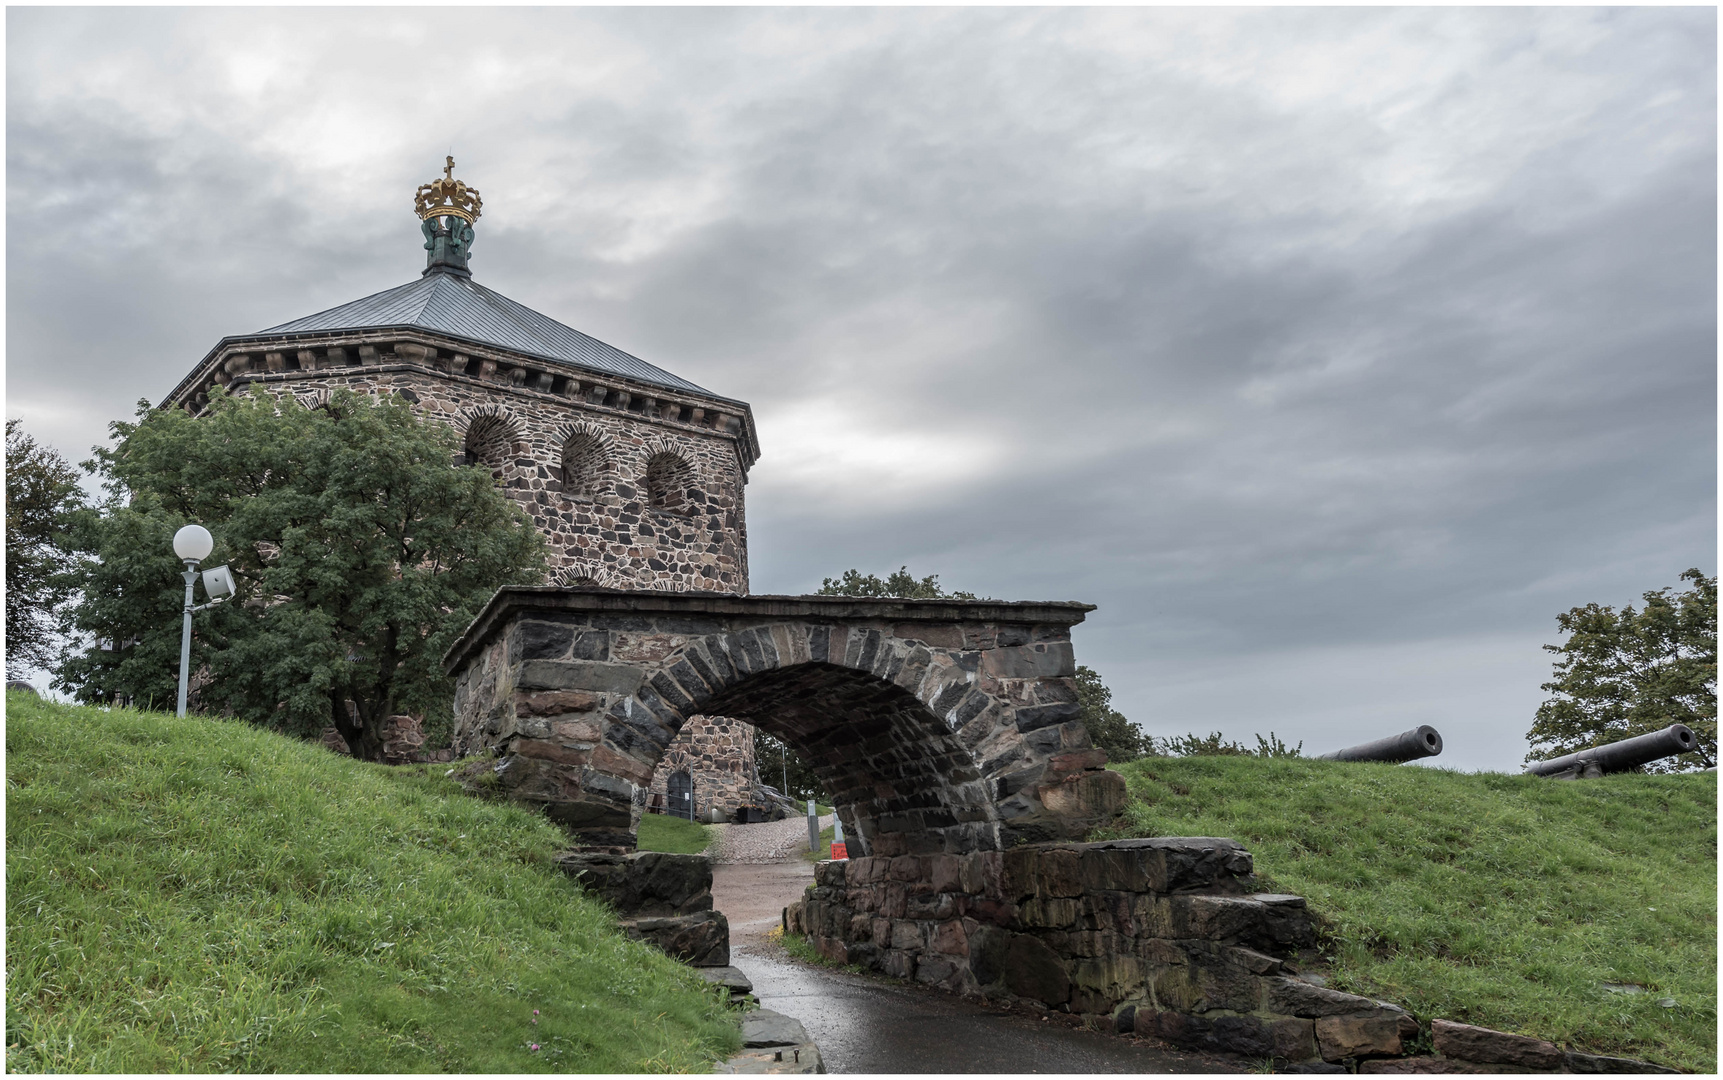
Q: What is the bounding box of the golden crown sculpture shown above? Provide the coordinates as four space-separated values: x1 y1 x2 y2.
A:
414 156 483 223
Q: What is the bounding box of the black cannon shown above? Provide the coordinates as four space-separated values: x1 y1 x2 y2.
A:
1524 723 1700 779
1316 725 1444 764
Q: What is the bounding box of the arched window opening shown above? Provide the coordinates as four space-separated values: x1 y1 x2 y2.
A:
462 414 512 475
561 432 608 500
644 451 694 513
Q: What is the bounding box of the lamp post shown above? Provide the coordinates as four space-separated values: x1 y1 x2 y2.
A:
172 524 236 718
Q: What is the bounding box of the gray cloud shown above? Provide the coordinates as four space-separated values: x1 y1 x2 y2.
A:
7 8 1714 769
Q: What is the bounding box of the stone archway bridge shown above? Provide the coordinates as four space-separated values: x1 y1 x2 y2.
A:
442 588 1442 1069
444 588 1125 855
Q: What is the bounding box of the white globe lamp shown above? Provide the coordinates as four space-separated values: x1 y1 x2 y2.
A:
173 524 214 562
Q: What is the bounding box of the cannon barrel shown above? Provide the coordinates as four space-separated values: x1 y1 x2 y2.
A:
1316 725 1444 763
1525 723 1699 778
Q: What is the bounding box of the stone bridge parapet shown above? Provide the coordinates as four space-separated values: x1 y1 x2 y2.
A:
443 588 1126 853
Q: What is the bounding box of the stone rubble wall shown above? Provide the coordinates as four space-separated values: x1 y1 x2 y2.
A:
786 837 1411 1068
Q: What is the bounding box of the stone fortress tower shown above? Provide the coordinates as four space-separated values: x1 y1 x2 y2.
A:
163 160 772 810
163 158 759 594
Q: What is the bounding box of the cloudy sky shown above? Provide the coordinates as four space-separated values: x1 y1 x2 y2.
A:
8 8 1715 770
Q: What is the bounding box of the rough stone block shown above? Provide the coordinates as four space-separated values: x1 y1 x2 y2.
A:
1003 932 1071 1005
928 918 968 957
812 936 847 965
1262 976 1396 1019
1430 1019 1563 1070
1088 837 1253 893
1562 1050 1678 1074
560 850 713 916
518 659 645 695
889 920 924 952
1316 1014 1404 1060
514 689 601 718
879 948 916 979
741 1008 811 1048
1036 769 1126 830
623 909 729 967
1036 847 1085 897
914 955 959 987
517 620 575 660
1272 1017 1320 1062
888 855 924 882
511 737 590 767
1017 896 1080 928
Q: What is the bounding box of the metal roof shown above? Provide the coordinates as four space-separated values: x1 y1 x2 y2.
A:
259 270 713 396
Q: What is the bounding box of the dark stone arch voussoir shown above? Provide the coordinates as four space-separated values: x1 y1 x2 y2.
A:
443 588 1124 852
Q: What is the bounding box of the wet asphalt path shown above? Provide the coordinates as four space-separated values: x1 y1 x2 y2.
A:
734 941 1236 1074
712 857 1234 1074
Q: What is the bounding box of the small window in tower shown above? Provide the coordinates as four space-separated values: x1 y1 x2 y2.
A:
644 451 694 513
463 415 512 476
561 432 608 500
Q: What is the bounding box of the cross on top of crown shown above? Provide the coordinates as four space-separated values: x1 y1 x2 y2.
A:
414 156 482 224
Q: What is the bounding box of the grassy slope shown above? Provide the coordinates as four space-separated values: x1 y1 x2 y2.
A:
5 693 740 1073
1099 756 1716 1071
636 813 713 855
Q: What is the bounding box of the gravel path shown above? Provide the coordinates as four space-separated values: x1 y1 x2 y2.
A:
710 813 834 864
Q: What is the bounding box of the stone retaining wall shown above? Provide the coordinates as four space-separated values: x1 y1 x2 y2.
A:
787 837 1409 1068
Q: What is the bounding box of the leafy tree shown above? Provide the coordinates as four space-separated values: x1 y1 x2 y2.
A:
1074 664 1154 763
752 727 824 803
818 566 979 600
5 420 86 675
1526 569 1717 772
56 388 547 759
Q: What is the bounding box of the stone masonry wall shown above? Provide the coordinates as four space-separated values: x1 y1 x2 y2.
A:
646 714 759 820
786 837 1418 1068
175 338 753 593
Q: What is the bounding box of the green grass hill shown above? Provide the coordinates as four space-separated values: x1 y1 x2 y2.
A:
1101 755 1717 1072
5 692 740 1073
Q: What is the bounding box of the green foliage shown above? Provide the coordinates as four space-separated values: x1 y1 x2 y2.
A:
4 692 739 1073
56 388 547 758
4 419 86 674
635 813 713 855
1160 730 1303 758
1528 569 1717 771
1100 755 1717 1072
817 565 979 600
754 727 824 802
1073 664 1153 763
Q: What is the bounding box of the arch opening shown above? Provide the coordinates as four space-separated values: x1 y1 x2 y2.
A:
679 662 999 858
643 451 695 513
462 413 514 475
560 431 608 500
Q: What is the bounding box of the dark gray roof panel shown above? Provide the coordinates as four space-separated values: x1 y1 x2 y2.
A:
259 272 713 396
